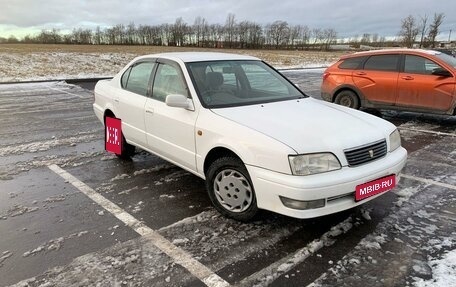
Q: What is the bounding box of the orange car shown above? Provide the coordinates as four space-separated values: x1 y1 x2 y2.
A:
321 49 456 115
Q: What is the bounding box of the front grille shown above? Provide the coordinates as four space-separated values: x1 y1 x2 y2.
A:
344 139 387 167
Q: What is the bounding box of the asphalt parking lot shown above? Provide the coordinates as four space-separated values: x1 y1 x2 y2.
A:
0 70 455 287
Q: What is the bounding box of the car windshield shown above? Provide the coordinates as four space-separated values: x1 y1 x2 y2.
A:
186 60 306 108
435 52 456 68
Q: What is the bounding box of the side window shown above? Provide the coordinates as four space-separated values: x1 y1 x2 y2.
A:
404 55 442 75
242 63 288 94
124 62 155 96
152 63 188 102
338 56 367 69
363 55 399 72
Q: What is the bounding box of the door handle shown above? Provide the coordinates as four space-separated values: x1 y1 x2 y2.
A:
145 108 154 114
401 76 414 80
355 72 366 76
114 98 119 103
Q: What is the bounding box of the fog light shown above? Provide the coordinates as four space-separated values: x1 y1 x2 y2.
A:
280 196 326 210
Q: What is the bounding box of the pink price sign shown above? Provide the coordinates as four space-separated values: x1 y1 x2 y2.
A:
105 117 122 154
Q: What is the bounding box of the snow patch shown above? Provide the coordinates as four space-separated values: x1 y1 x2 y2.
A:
22 231 88 257
413 249 456 287
1 204 39 219
0 251 13 267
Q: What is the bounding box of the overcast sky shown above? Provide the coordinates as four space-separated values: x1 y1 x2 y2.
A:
0 0 455 40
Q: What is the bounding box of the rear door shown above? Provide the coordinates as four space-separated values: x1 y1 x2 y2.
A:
352 54 400 105
116 61 156 147
396 54 455 111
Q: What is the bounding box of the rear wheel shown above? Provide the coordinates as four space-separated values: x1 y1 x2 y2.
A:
206 156 258 221
116 134 135 159
334 90 360 109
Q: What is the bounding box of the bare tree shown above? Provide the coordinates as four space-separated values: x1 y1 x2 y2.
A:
94 26 103 44
208 23 223 48
322 28 337 50
360 33 371 45
224 13 236 48
161 23 172 46
427 13 445 48
171 17 188 46
193 16 208 47
399 15 419 48
126 22 136 45
237 21 250 48
372 33 379 46
112 24 125 44
288 25 302 49
418 14 428 48
297 25 311 50
248 22 263 49
311 28 325 49
267 20 289 49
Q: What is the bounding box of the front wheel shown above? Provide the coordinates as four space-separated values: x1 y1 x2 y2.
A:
334 90 360 109
206 157 258 221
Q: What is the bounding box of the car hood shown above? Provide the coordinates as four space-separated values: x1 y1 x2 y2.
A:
211 98 394 154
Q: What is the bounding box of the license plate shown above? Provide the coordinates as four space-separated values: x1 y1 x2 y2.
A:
355 175 396 202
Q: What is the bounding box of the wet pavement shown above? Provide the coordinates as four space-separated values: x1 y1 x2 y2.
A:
0 70 455 286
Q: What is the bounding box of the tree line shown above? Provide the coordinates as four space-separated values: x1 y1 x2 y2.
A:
0 13 448 50
1 14 339 50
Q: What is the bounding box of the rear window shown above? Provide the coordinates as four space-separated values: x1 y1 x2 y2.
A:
338 56 367 69
363 55 400 72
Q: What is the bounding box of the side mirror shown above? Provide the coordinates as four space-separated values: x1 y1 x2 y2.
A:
165 94 194 111
432 68 453 77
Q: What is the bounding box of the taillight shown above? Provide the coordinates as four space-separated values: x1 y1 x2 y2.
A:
322 72 330 81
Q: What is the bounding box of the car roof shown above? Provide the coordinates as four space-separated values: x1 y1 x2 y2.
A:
134 52 260 63
341 48 442 59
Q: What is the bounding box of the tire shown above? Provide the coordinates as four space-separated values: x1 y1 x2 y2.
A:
206 156 258 221
334 90 360 109
116 134 135 159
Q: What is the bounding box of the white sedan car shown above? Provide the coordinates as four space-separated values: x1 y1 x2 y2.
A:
93 52 407 221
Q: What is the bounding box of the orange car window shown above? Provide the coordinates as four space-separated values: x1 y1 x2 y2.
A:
364 55 399 72
404 55 442 75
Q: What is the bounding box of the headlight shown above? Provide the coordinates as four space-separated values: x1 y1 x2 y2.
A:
289 153 341 176
389 129 401 152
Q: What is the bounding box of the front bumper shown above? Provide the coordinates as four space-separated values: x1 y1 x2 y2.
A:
247 146 407 219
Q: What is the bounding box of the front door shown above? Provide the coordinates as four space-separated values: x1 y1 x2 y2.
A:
144 61 198 172
396 54 455 112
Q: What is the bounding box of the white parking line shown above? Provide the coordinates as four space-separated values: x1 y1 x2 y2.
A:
401 174 456 190
48 164 230 287
398 127 456 137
